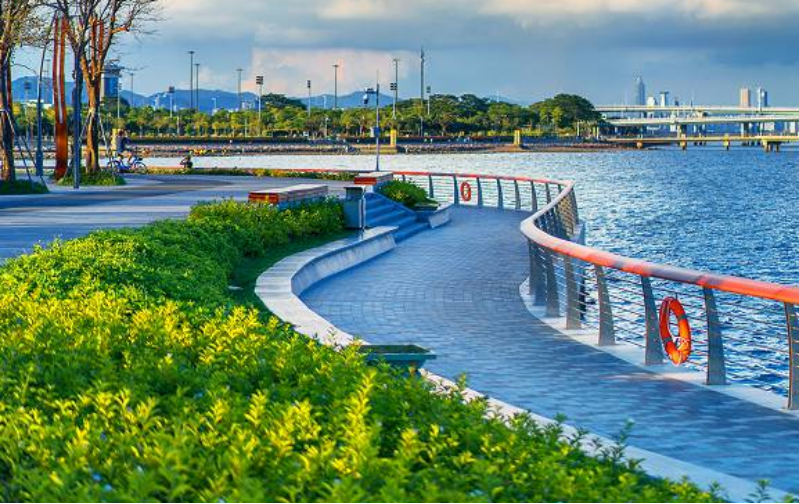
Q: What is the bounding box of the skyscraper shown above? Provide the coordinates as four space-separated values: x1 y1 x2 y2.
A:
740 88 752 108
634 76 646 106
757 87 769 109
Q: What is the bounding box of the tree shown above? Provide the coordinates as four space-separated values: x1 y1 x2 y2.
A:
51 0 159 173
0 0 42 182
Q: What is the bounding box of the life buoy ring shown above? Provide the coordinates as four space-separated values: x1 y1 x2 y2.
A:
659 297 692 365
460 182 473 202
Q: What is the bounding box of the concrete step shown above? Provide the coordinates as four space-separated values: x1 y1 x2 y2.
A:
394 222 430 242
367 210 417 229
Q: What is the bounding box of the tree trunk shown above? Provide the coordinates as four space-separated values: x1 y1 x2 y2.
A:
0 61 16 182
84 78 101 173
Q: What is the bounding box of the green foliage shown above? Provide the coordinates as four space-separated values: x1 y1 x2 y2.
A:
379 180 436 209
57 170 126 187
0 180 49 194
0 199 720 502
532 94 601 129
145 167 358 182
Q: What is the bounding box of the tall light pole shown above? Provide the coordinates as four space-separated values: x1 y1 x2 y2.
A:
363 80 381 172
129 71 135 108
188 50 195 110
168 86 175 118
236 68 243 111
307 80 312 118
195 63 200 112
427 85 432 117
392 58 399 120
256 75 264 135
333 64 339 110
420 47 425 137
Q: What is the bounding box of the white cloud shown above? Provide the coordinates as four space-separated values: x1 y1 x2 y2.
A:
246 48 414 95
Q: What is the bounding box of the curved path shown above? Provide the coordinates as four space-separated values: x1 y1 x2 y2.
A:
303 207 799 494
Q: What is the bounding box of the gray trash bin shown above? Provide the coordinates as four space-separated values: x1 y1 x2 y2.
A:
343 186 366 229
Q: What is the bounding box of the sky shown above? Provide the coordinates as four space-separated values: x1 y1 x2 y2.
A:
20 0 799 105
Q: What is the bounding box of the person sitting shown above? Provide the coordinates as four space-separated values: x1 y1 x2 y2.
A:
180 152 194 170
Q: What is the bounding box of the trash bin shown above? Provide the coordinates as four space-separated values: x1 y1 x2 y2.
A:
343 186 366 229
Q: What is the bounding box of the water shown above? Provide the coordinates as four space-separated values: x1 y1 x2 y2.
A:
152 149 799 393
154 148 799 285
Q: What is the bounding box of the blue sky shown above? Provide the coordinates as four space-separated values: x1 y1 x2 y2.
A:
20 0 799 105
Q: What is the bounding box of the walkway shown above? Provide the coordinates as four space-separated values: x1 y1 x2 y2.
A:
302 206 799 493
0 175 349 262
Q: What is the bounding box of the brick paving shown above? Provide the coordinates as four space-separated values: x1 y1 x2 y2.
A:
303 206 799 492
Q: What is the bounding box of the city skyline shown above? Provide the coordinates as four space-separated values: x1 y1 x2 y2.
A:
15 0 799 106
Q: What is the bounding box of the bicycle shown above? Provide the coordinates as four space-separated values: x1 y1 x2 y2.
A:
108 153 148 174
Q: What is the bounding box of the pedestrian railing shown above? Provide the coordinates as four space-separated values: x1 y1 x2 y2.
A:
394 170 799 409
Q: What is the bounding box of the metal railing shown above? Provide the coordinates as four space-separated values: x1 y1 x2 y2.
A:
393 170 799 409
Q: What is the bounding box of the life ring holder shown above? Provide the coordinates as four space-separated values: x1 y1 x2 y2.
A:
659 297 693 366
460 182 473 202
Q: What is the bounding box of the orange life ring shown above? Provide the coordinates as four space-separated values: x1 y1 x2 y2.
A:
460 182 473 202
659 297 692 365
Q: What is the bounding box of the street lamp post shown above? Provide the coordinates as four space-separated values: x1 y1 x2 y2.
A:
427 85 432 116
307 80 312 118
333 64 339 110
236 68 243 111
188 50 195 110
168 86 175 118
392 58 399 120
363 82 381 172
195 63 200 112
420 47 425 137
256 75 264 135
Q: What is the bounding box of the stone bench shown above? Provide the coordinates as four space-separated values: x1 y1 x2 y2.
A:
249 184 329 208
354 171 394 188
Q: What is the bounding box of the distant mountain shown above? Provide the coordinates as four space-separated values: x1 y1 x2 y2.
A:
10 77 525 112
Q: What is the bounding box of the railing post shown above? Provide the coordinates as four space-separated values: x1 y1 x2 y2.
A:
595 266 616 346
453 176 460 205
704 288 727 386
514 180 521 211
531 182 539 213
545 184 552 204
544 249 560 318
642 277 664 365
785 303 799 409
428 174 435 199
529 241 546 305
496 179 504 209
564 257 582 330
477 178 484 207
569 190 580 225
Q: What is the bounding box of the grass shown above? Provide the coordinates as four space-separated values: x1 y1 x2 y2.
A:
0 179 49 195
56 170 127 186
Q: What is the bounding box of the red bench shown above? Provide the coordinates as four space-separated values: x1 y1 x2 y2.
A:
249 184 329 208
354 172 394 188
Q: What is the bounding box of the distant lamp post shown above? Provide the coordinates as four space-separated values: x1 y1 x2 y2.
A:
333 64 340 110
426 85 432 117
256 75 264 135
307 80 312 118
236 68 243 111
168 85 175 118
363 83 381 172
392 58 400 120
195 63 200 111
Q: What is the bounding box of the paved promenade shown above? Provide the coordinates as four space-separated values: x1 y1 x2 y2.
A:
0 175 349 262
303 207 799 493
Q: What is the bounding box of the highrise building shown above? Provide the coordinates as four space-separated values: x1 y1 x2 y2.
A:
740 87 752 108
659 91 670 107
757 87 769 109
634 76 646 106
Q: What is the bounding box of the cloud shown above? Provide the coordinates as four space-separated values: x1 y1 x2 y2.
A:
246 48 414 95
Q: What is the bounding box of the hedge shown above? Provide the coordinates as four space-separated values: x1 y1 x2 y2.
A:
0 199 720 502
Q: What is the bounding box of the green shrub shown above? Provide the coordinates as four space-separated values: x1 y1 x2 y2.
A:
0 180 49 195
379 180 436 209
57 170 126 187
146 167 358 182
0 200 720 502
